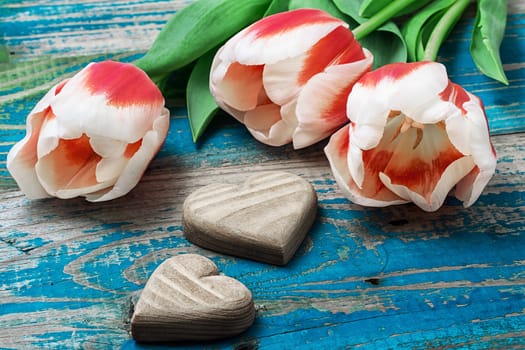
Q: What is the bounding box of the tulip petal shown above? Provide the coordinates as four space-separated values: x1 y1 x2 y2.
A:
325 126 408 206
35 134 108 199
95 157 128 184
6 111 51 199
89 136 127 159
332 61 496 210
86 107 170 202
379 155 475 212
5 81 69 199
348 62 452 151
51 61 165 143
445 90 497 207
245 103 294 147
225 9 347 66
359 112 475 209
263 26 365 107
244 103 282 132
293 49 373 149
211 62 264 111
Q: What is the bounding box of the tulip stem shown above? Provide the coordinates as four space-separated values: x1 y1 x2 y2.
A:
353 0 422 40
422 0 471 61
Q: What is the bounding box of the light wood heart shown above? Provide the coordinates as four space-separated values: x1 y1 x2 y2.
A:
130 254 255 343
183 171 318 265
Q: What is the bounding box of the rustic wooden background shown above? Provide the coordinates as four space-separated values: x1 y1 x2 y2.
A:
1 0 524 348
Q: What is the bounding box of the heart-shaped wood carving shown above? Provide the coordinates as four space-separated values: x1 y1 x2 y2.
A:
183 171 317 265
130 254 255 343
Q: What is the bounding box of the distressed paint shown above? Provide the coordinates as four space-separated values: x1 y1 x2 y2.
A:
0 1 524 349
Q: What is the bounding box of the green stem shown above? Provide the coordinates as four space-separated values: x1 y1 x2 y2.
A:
422 0 470 61
353 0 422 40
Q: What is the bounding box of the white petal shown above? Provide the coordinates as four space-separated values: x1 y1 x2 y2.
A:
6 110 51 199
348 134 365 188
36 117 60 159
263 55 305 106
447 94 497 207
89 136 127 158
96 156 128 183
248 119 294 147
348 62 451 150
87 107 170 202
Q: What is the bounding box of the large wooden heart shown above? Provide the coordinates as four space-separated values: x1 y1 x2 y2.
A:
183 171 318 265
130 254 255 343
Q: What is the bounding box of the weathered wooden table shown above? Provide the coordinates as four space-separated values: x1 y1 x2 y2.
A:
1 1 524 348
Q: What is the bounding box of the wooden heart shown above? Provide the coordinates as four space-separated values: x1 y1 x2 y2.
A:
183 171 317 265
130 254 255 343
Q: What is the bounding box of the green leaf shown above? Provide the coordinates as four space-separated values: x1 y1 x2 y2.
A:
187 50 219 142
359 0 432 18
264 0 290 16
135 0 271 80
414 10 446 61
420 0 470 61
470 0 509 85
401 0 455 61
159 62 197 106
332 0 407 67
288 0 348 20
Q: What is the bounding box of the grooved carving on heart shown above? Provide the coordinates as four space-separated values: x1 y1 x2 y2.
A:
183 171 318 265
130 254 255 343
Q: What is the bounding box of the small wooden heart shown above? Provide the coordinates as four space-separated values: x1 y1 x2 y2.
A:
183 171 317 265
130 254 255 343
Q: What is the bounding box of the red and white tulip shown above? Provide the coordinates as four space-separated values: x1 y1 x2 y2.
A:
209 8 373 149
325 61 497 212
7 60 170 202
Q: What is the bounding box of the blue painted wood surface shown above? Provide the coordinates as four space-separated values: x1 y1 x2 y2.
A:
0 1 524 349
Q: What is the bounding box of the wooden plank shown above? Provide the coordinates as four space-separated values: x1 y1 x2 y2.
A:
0 0 524 348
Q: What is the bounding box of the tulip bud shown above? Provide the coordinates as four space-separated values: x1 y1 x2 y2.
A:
7 60 170 202
210 8 373 149
325 61 497 211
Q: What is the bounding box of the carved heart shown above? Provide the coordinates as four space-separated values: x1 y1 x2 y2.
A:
183 171 317 265
130 254 255 343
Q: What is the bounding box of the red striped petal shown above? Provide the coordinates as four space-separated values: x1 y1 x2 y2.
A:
298 26 364 85
84 61 164 107
357 61 431 88
249 8 344 39
230 9 345 66
293 50 373 148
324 126 406 206
439 81 470 114
51 61 165 143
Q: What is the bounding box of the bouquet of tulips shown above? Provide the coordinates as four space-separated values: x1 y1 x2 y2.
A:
7 0 508 211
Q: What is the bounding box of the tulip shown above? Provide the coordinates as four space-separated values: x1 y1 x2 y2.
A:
324 61 497 212
7 60 170 202
209 8 373 149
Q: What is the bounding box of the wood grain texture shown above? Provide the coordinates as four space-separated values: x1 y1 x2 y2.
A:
0 1 524 349
183 171 317 265
130 254 255 343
